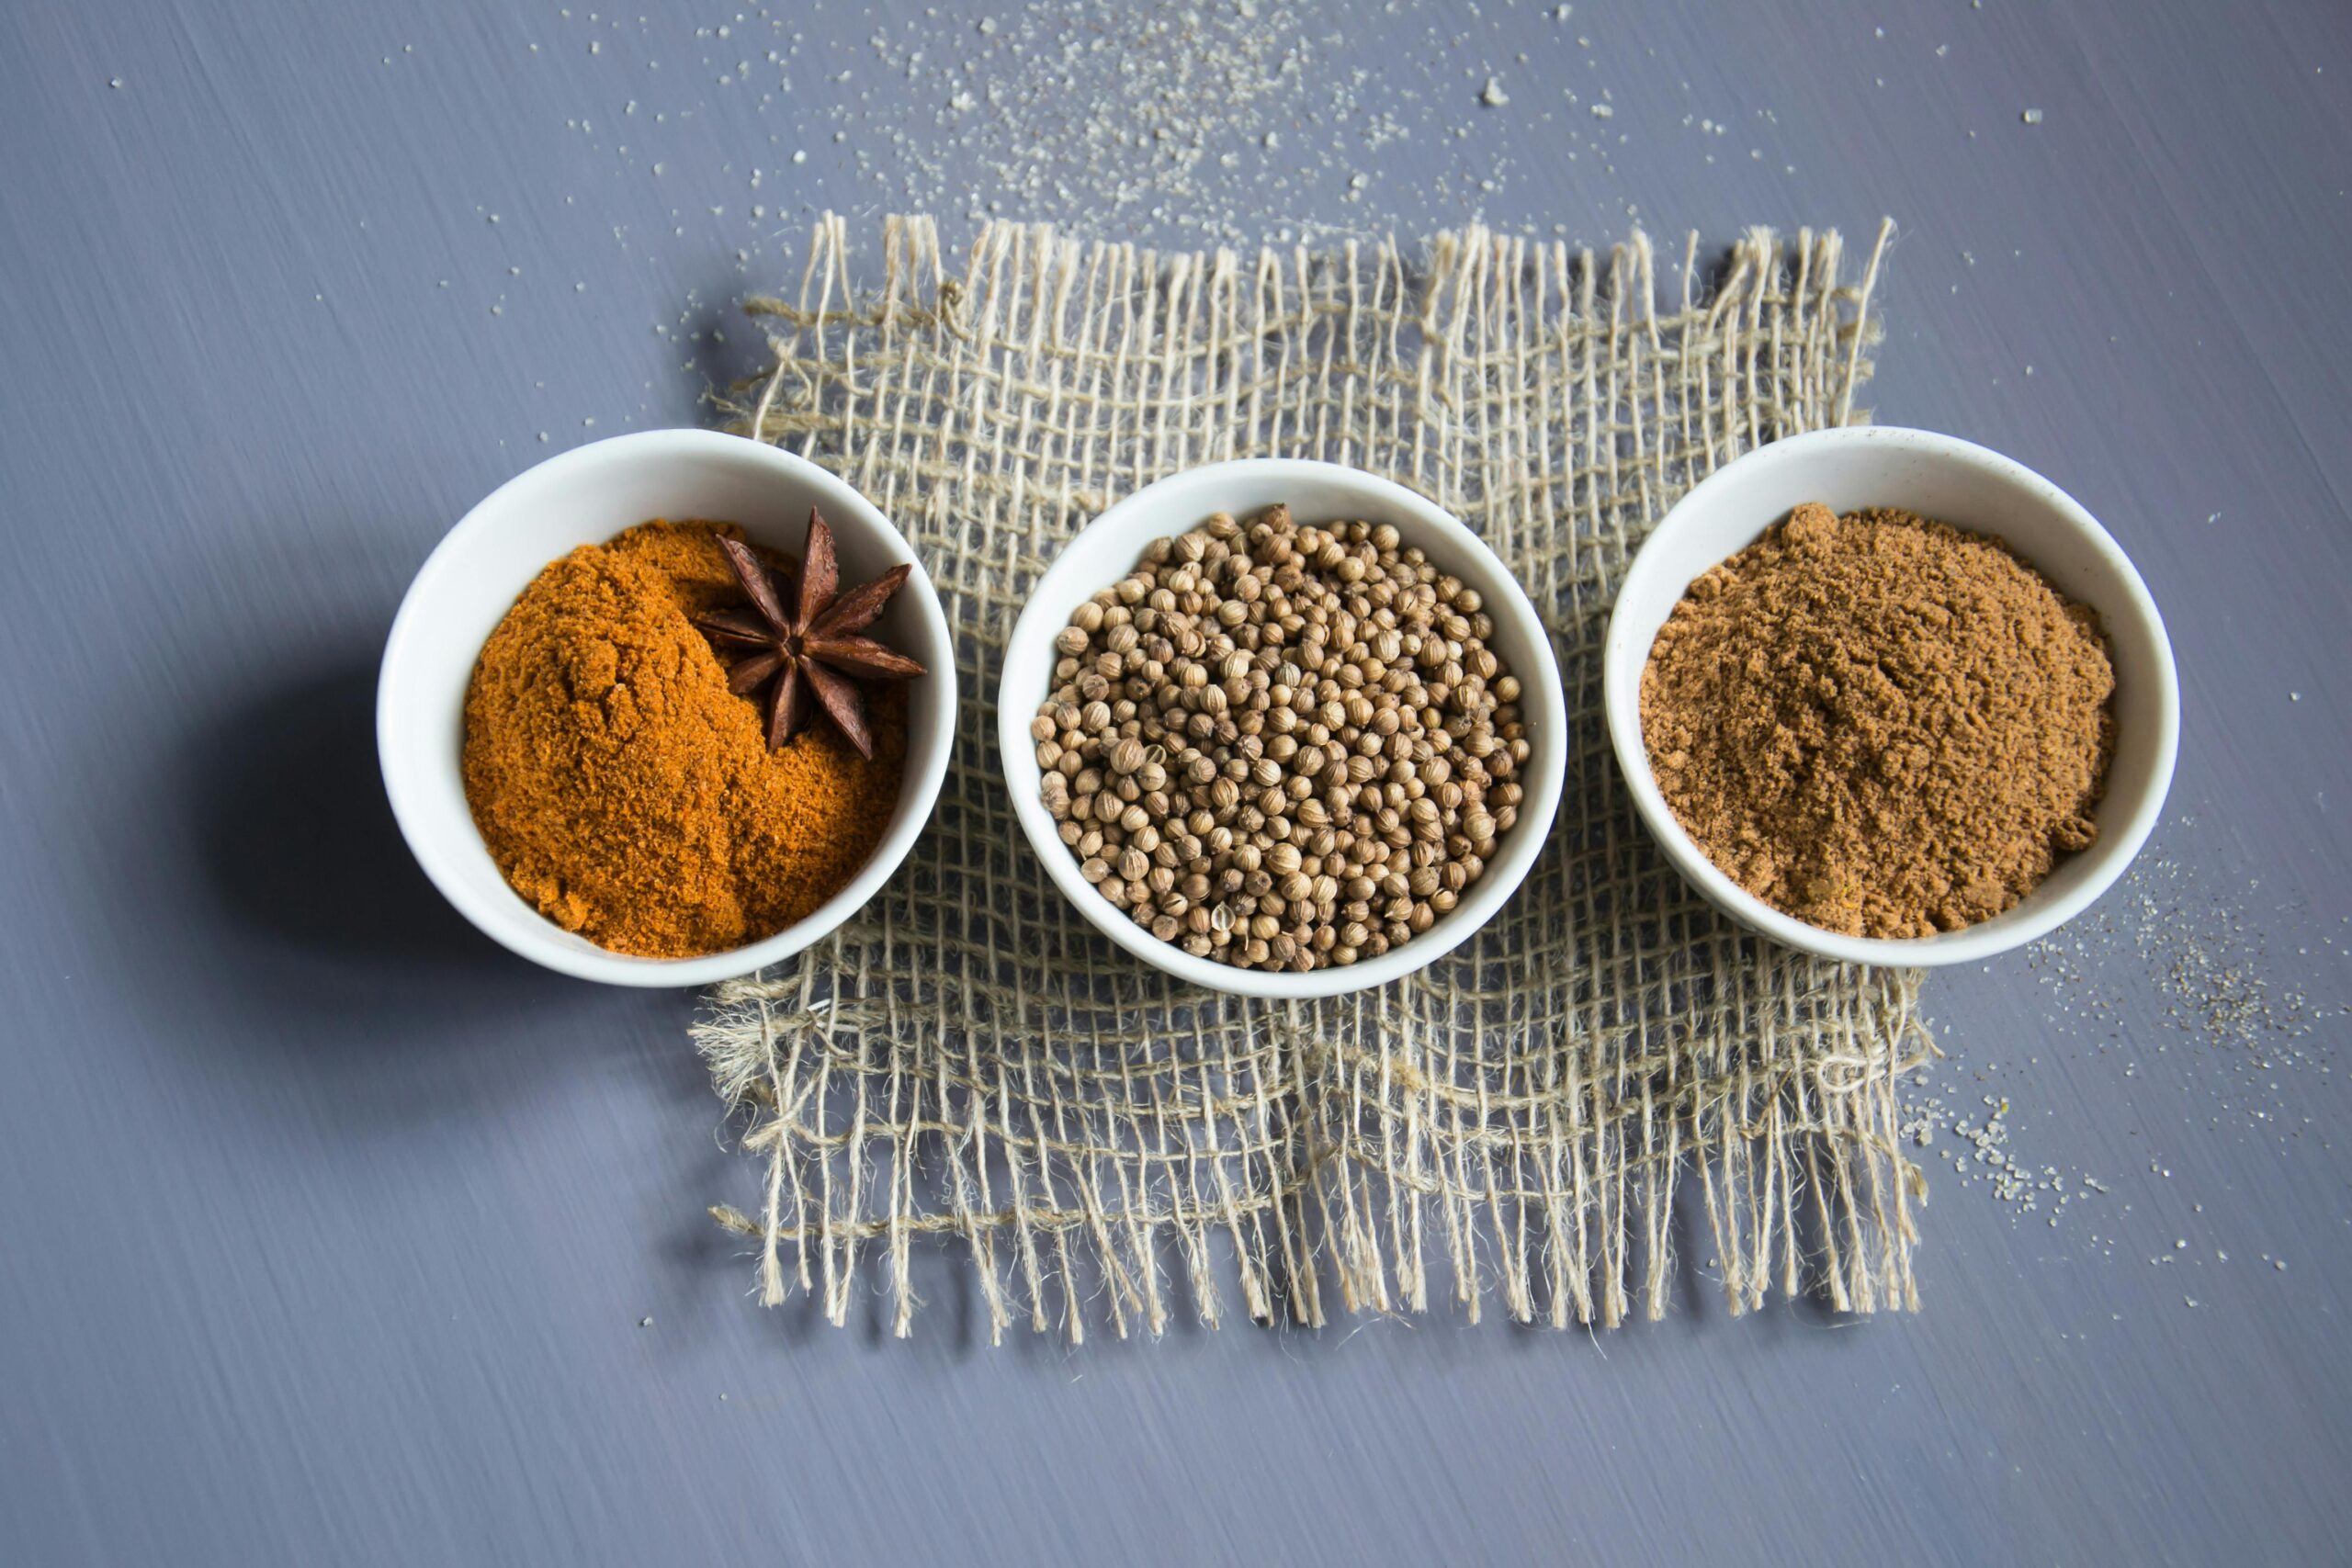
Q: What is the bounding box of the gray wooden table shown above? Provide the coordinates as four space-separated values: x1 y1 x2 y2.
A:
4 1 2346 1562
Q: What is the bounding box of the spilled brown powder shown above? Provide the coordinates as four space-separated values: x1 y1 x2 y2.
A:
462 521 906 958
1640 502 2115 939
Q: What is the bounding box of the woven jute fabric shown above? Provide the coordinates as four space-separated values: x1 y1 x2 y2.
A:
696 213 1928 1343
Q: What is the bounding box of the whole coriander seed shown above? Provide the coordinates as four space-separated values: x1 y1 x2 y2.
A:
1034 503 1529 974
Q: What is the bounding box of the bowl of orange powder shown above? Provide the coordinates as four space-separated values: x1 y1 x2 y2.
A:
379 430 956 986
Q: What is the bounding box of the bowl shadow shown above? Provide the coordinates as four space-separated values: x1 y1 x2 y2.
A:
158 649 682 1077
199 663 498 970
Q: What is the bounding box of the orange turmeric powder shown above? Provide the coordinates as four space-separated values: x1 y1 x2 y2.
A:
461 520 907 957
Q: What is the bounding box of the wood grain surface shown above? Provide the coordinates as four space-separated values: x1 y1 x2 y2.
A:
1 0 2346 1562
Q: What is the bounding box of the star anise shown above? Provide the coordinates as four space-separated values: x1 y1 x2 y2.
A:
694 509 925 758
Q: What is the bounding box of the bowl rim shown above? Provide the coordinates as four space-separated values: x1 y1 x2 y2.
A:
1601 424 2181 967
996 457 1570 999
377 428 958 987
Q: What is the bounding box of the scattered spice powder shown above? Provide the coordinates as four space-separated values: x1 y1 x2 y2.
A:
1639 502 2115 939
462 521 906 958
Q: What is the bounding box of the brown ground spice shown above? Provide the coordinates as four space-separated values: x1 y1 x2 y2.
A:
1639 502 2115 939
462 521 906 958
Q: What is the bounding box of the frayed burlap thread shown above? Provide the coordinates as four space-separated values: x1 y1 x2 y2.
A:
696 214 1929 1343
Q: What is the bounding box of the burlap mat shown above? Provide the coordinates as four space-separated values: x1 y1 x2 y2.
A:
696 214 1928 1343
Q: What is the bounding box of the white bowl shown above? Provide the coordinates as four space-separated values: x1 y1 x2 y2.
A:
378 430 956 987
998 459 1569 999
1603 426 2179 967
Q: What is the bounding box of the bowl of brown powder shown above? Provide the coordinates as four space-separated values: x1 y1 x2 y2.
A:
1603 426 2178 966
379 431 956 986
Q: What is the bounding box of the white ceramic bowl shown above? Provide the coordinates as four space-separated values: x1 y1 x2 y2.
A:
378 430 956 987
999 459 1569 998
1603 425 2179 967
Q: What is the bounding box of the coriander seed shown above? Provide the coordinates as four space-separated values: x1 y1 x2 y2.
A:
1033 504 1532 975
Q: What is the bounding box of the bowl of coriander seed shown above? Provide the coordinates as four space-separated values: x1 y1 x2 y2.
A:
999 459 1567 998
